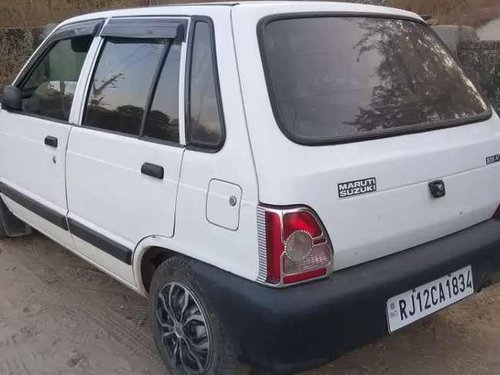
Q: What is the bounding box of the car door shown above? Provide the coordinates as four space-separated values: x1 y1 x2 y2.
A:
0 20 100 248
66 18 187 285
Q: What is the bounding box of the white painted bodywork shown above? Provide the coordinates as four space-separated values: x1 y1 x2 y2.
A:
0 2 499 296
0 115 71 218
232 3 500 272
206 179 243 231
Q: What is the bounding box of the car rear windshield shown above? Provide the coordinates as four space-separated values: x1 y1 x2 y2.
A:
260 16 490 145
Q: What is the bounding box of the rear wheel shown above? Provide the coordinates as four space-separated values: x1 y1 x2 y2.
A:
149 256 254 375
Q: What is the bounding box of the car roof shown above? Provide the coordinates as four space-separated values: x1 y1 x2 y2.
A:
58 1 422 28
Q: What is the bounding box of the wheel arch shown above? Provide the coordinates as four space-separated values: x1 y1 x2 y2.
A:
133 236 180 296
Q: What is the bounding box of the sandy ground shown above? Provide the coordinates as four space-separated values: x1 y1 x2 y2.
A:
477 18 500 40
0 234 500 375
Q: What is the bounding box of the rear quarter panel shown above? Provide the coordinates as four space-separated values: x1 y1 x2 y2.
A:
153 7 261 283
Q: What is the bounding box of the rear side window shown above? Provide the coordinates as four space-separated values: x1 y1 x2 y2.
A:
20 36 93 122
260 17 490 145
84 38 165 135
187 20 224 149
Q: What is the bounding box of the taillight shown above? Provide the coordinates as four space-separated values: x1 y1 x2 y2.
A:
258 205 333 286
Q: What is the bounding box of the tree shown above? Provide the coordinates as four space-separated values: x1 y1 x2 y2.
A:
346 18 486 133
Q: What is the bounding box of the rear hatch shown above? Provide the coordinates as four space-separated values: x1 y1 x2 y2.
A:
234 8 500 271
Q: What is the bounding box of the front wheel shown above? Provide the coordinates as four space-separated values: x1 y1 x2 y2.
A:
0 199 9 239
149 256 254 375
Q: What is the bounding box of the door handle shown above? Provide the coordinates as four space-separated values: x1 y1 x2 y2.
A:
141 163 164 180
44 136 58 148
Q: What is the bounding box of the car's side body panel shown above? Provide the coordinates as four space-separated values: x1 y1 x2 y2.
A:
0 115 71 224
0 22 94 252
160 7 260 283
10 6 260 290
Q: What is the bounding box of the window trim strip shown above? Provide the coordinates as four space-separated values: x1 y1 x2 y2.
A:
101 18 187 42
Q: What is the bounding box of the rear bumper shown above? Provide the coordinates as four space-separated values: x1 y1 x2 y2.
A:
191 219 500 374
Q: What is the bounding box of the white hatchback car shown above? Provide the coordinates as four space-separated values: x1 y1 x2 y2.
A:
1 2 500 374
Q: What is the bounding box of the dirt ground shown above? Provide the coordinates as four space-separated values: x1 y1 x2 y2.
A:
0 234 499 375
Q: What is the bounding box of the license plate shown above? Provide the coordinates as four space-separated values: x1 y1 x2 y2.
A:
386 266 474 333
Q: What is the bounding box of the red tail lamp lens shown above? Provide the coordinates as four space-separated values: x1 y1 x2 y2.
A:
262 207 332 286
283 268 327 285
265 211 283 284
283 211 322 239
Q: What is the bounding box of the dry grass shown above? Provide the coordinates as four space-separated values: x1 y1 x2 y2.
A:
391 0 500 27
0 0 229 28
0 0 150 28
1 0 500 29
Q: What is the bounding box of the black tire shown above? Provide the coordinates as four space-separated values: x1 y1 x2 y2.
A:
0 214 6 239
0 199 8 239
149 256 254 375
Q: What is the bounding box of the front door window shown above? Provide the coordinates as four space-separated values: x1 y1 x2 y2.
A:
20 36 93 122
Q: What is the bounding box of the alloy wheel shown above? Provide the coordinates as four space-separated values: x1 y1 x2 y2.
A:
156 282 212 374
